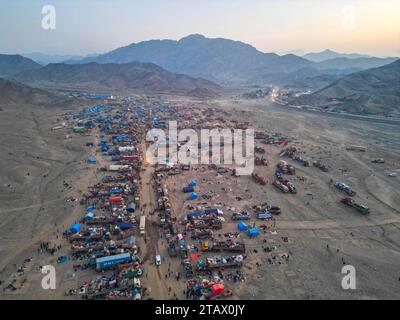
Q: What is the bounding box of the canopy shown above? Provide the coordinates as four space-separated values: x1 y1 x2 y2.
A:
237 221 248 231
87 156 97 164
211 284 225 297
70 223 81 234
189 192 198 200
248 228 259 237
84 212 95 220
188 180 197 187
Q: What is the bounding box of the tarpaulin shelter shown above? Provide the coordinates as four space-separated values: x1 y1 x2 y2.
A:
117 222 135 230
87 156 97 164
182 186 194 193
248 228 259 237
237 221 248 231
211 284 224 297
190 253 200 261
84 212 95 221
189 192 198 200
70 223 81 234
109 195 123 203
127 202 136 213
188 180 197 187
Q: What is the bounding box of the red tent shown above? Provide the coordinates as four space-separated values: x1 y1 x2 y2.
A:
109 196 123 203
211 284 224 297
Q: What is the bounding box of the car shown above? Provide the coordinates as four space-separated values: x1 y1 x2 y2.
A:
155 254 161 266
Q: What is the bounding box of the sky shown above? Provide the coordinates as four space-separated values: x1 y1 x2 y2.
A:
0 0 399 57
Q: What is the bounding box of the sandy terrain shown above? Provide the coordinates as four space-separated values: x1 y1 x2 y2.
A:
0 96 399 300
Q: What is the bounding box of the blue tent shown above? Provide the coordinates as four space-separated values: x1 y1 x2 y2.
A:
237 221 248 231
247 228 259 237
87 156 97 164
87 206 94 212
70 223 81 234
84 212 95 221
189 192 198 200
127 202 136 213
117 223 135 230
188 180 197 187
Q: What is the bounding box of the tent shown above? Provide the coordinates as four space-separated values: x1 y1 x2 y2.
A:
87 206 94 212
117 222 135 230
188 180 197 187
70 223 81 234
109 196 123 203
87 156 97 164
237 221 248 231
211 284 225 297
189 192 198 200
84 212 95 221
247 228 259 237
127 202 136 213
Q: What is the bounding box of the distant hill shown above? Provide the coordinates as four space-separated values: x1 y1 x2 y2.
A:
22 52 95 65
72 34 313 85
303 49 370 62
72 35 397 87
293 59 400 116
0 78 73 107
315 56 397 71
13 61 221 97
0 54 42 78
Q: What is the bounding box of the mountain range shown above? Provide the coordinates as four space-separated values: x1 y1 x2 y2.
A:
302 49 370 62
0 54 41 78
70 34 397 87
12 61 221 97
0 78 73 107
292 59 400 116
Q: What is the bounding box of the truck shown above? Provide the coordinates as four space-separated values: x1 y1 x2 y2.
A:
282 180 297 194
231 212 251 220
209 241 245 253
257 212 273 220
191 229 213 239
313 161 328 172
109 165 130 172
335 181 356 196
340 197 370 215
95 253 132 271
206 255 243 269
252 173 267 185
139 215 146 236
272 179 289 193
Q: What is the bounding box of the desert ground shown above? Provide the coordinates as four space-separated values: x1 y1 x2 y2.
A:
0 96 399 300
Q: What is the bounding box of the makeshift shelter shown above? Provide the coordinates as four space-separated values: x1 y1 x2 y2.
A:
237 221 248 231
248 228 259 237
70 223 81 234
189 192 198 200
127 202 136 213
87 156 97 164
109 196 123 203
188 180 197 187
211 284 225 297
84 212 95 221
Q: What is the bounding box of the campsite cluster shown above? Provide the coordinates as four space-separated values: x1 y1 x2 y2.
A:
1 94 383 300
57 97 300 300
61 95 375 299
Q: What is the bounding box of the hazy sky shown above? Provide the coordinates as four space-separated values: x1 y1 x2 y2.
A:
1 0 399 57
